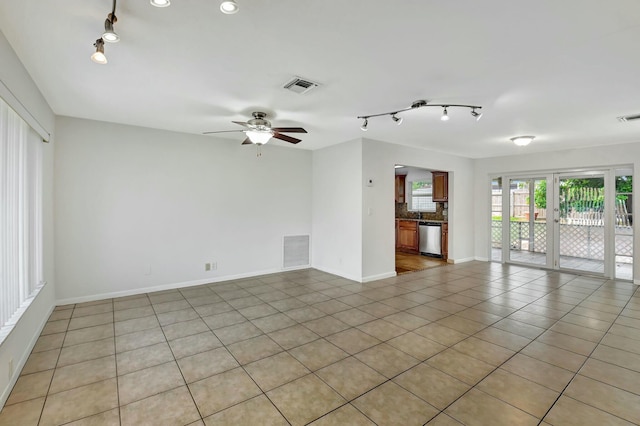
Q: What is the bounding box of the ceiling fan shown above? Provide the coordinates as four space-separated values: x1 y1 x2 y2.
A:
203 111 307 145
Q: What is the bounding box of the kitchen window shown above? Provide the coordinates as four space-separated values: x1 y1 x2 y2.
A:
409 180 436 212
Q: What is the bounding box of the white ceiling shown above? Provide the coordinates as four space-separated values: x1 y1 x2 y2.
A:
1 0 640 158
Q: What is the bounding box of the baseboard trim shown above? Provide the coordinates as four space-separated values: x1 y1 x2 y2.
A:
449 257 477 264
56 267 298 305
361 271 397 283
474 257 490 262
311 266 361 283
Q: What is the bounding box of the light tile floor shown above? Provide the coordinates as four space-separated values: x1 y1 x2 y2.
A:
1 261 640 425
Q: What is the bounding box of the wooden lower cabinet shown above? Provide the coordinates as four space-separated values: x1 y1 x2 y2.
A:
396 220 419 253
441 223 448 261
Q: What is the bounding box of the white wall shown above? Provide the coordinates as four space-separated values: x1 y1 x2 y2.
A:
0 31 56 406
311 139 363 280
474 142 640 282
361 139 476 280
55 117 312 301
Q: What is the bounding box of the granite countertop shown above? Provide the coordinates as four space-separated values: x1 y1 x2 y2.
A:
396 218 448 223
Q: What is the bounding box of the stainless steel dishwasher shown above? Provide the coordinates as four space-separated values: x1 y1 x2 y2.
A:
419 222 442 257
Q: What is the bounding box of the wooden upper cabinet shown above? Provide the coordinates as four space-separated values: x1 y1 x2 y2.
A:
432 171 448 202
395 175 406 203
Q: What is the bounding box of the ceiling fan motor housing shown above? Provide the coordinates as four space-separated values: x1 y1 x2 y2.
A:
247 112 271 129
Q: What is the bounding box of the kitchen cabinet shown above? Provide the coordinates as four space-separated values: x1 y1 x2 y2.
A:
396 220 419 253
441 222 448 261
395 175 406 203
432 171 448 202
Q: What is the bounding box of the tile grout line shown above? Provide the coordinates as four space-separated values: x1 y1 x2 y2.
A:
536 283 640 425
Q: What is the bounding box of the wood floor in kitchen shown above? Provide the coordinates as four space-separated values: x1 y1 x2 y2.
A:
396 252 447 275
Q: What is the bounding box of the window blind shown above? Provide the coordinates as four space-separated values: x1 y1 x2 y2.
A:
0 97 43 336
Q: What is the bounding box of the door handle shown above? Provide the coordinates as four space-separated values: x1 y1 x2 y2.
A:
554 219 559 223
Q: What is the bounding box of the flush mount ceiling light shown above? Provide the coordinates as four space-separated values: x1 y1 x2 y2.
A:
511 136 535 146
357 99 482 131
220 1 239 14
150 0 171 7
91 38 107 64
246 130 273 145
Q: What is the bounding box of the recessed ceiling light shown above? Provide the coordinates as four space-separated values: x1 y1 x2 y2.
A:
150 0 171 7
510 136 535 146
220 1 239 14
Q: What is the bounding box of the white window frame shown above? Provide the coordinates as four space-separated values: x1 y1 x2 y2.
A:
409 180 437 212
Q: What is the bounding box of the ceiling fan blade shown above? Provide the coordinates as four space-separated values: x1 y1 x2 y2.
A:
271 127 307 133
202 130 245 135
241 138 253 145
272 133 302 144
232 121 251 128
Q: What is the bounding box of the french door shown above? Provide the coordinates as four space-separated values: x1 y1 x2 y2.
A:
495 169 633 279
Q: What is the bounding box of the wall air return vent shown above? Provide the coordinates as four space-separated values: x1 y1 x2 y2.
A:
283 235 310 269
283 76 319 95
617 114 640 122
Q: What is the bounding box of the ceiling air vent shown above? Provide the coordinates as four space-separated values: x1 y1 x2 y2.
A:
283 76 319 95
617 114 640 122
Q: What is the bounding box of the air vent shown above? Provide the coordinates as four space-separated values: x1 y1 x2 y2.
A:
283 235 310 269
617 114 640 122
283 76 319 95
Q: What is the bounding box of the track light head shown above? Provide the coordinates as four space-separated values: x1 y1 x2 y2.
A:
91 38 107 64
150 0 171 7
471 108 482 121
102 14 119 43
391 114 403 125
220 1 239 14
441 107 450 121
360 118 368 131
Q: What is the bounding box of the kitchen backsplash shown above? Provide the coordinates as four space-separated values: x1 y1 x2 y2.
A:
396 202 446 221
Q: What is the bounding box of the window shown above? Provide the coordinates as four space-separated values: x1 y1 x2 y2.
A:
0 97 44 339
410 180 436 212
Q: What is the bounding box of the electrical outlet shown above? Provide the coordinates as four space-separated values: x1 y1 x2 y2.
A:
8 358 14 379
211 262 217 270
205 263 211 271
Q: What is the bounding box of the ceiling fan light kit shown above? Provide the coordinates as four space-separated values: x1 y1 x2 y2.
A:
357 99 482 130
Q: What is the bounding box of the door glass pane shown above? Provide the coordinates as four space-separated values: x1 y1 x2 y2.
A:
491 178 502 261
509 178 546 266
615 172 633 280
558 175 605 274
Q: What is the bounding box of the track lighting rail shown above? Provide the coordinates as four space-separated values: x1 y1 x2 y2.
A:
357 99 482 130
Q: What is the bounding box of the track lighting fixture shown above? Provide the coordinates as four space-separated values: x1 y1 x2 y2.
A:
470 108 483 121
357 99 482 130
220 1 239 14
391 114 403 125
511 136 535 146
150 0 171 7
102 14 119 43
91 38 107 64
